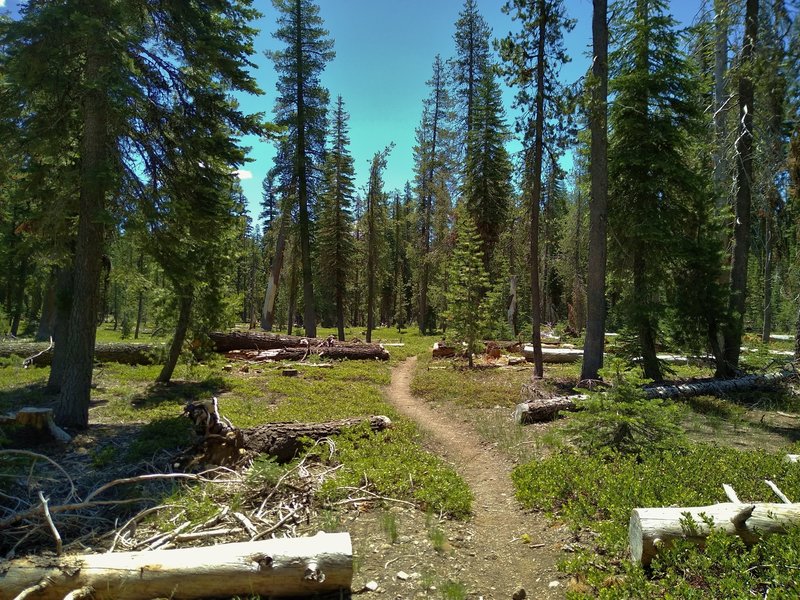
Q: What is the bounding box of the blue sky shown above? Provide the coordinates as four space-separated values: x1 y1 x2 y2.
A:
235 0 704 222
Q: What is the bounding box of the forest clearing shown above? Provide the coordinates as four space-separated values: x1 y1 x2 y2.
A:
2 0 800 598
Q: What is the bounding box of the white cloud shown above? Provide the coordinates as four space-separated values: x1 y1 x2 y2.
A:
0 1 6 8
234 169 253 180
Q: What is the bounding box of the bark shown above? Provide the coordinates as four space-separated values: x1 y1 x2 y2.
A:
224 345 389 362
512 393 584 424
287 244 298 336
157 293 192 384
210 331 390 361
35 271 57 342
581 0 609 381
46 267 73 394
630 502 800 566
261 209 289 331
0 342 157 367
56 33 109 429
527 3 547 380
0 533 352 600
721 0 758 377
184 399 392 465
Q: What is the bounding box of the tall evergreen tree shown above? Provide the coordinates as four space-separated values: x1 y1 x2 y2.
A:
269 0 334 338
451 0 492 142
463 67 513 273
581 0 609 381
365 146 393 343
499 0 574 378
607 0 708 382
720 0 759 376
319 96 356 341
414 55 455 334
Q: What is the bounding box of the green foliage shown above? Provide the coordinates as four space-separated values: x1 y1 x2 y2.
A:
513 444 800 597
439 580 468 600
380 511 399 544
445 210 492 366
246 455 289 488
318 423 472 519
565 361 686 455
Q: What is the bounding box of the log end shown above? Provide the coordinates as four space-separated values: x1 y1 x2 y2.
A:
629 509 651 566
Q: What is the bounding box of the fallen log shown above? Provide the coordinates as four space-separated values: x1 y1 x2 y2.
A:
0 532 352 600
512 392 586 424
211 331 389 361
183 398 392 465
629 502 800 566
522 345 583 364
643 370 797 400
0 342 158 367
0 407 71 443
432 342 456 358
514 370 799 424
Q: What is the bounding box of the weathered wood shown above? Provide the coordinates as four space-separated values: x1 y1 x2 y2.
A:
0 533 352 599
183 399 393 465
522 345 583 363
432 342 456 358
0 408 71 442
211 331 389 361
643 370 796 400
629 502 800 565
0 342 157 367
512 391 586 424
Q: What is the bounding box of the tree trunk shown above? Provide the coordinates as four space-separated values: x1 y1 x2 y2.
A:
9 257 28 337
223 345 389 362
713 0 729 201
210 331 389 361
1 342 157 366
507 274 518 336
286 247 298 336
36 271 57 342
184 399 391 465
630 502 800 566
0 407 72 443
720 0 758 377
55 34 108 429
513 393 583 424
157 292 192 384
261 209 289 331
633 252 661 381
581 0 609 381
0 533 352 600
46 267 73 394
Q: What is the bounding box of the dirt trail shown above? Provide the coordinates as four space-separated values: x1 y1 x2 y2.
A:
382 356 568 599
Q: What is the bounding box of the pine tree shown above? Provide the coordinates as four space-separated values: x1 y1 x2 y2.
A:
365 146 393 343
270 0 335 338
446 209 490 368
318 96 356 341
499 0 575 378
414 55 455 334
463 67 513 273
607 0 709 382
451 0 492 143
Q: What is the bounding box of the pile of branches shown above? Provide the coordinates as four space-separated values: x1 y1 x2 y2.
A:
0 443 340 559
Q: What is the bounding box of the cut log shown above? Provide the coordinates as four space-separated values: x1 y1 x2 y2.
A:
522 345 583 363
0 342 157 367
211 331 389 361
432 342 456 358
0 407 71 442
643 370 797 400
512 390 586 424
183 399 393 465
0 532 352 600
629 502 800 565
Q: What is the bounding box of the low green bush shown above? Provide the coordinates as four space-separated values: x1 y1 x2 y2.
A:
513 444 800 598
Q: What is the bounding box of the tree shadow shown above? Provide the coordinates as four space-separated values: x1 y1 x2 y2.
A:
0 382 55 414
130 377 230 408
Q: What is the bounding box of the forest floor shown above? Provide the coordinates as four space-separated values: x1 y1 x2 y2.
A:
346 356 570 600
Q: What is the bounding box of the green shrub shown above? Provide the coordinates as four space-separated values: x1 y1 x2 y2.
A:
565 361 686 456
513 444 800 598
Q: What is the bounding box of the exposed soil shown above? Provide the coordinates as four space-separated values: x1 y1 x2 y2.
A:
349 357 570 600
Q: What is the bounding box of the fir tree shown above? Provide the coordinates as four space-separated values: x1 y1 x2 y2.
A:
446 209 490 368
365 145 393 343
270 0 335 338
318 96 356 341
608 0 709 381
451 0 492 142
463 67 513 273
